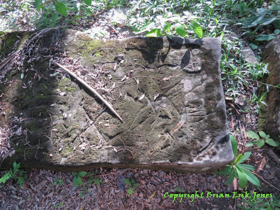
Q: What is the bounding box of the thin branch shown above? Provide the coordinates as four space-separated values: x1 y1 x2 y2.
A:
51 60 124 123
252 171 280 192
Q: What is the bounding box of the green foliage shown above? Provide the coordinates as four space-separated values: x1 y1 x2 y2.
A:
128 0 205 39
54 2 67 17
53 177 64 186
125 178 140 196
101 0 129 9
0 169 14 186
255 29 280 42
242 8 278 29
93 177 103 185
0 162 27 188
54 203 63 208
246 131 280 148
238 194 280 210
190 21 203 38
72 171 87 188
77 171 103 197
131 13 203 38
218 135 260 189
85 171 103 186
80 187 88 197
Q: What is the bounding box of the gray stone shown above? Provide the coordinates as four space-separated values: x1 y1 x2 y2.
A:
241 46 259 64
0 29 234 172
258 35 280 142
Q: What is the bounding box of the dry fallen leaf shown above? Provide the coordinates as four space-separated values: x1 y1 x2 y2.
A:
148 191 156 200
257 157 266 173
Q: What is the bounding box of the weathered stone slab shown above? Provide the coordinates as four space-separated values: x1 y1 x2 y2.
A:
259 35 280 142
0 29 233 172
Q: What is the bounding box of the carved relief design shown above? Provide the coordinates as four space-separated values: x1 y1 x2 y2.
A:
182 49 202 73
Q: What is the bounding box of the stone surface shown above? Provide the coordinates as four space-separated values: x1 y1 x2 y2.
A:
0 28 233 172
259 35 280 142
241 46 259 64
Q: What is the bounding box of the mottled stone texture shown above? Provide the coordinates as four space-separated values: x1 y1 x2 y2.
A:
0 29 233 172
259 35 280 143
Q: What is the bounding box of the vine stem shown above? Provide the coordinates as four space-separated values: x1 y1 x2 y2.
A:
51 60 124 123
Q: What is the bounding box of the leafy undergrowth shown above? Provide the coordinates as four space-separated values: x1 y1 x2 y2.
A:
1 0 280 209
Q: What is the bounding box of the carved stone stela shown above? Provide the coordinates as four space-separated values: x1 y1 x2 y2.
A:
0 29 234 172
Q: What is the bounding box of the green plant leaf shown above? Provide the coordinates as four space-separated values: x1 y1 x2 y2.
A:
174 23 187 37
257 140 265 148
166 33 172 39
77 176 82 185
246 131 260 140
0 170 14 184
93 177 103 185
73 176 78 188
55 2 67 17
275 29 280 35
78 171 87 177
236 166 247 188
35 0 42 10
128 187 134 196
238 152 251 164
273 19 280 29
219 166 231 175
237 163 255 171
51 13 59 26
190 21 203 38
256 35 275 41
125 178 131 186
243 169 260 187
146 29 160 37
13 162 20 171
214 170 218 177
259 131 267 138
261 17 278 26
245 142 254 147
266 139 280 147
225 168 235 185
83 0 92 6
230 134 237 157
234 154 243 164
163 22 171 32
249 43 258 50
135 22 156 34
269 3 280 11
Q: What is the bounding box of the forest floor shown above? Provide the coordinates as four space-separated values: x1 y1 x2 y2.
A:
1 4 280 210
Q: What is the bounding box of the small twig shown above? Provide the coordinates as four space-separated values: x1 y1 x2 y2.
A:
251 171 280 192
267 149 280 166
256 157 266 173
51 60 124 123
